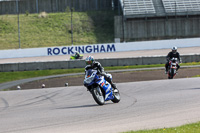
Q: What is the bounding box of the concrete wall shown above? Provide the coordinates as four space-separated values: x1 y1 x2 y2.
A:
0 54 200 72
115 16 200 40
2 38 200 59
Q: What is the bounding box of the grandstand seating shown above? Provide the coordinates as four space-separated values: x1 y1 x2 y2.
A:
119 0 200 18
162 0 200 13
122 0 156 15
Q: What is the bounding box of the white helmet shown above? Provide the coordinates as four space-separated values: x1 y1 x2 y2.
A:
172 46 177 54
85 56 94 65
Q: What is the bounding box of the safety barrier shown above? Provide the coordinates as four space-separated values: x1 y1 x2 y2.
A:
0 54 199 72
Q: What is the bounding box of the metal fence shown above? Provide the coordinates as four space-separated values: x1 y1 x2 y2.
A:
0 0 118 15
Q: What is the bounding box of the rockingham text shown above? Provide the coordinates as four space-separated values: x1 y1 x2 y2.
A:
47 44 116 55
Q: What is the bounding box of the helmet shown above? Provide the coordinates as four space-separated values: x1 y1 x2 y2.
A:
74 51 79 55
85 56 94 65
172 46 177 54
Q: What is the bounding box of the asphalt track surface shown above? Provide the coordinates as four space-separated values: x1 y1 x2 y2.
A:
0 78 200 133
0 47 200 133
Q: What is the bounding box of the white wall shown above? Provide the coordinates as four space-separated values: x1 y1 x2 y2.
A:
1 38 200 59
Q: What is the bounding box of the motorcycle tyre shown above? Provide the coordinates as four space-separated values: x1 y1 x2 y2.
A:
91 87 105 105
168 69 174 79
111 89 120 103
170 69 174 79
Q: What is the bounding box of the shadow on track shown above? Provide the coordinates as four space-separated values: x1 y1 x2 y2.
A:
56 103 113 109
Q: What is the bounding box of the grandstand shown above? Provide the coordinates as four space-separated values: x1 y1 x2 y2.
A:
119 0 200 19
163 0 200 15
115 0 200 41
122 0 156 17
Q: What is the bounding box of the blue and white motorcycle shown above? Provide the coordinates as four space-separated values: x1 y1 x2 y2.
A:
84 69 120 105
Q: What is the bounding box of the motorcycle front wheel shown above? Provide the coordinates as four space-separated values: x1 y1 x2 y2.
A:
91 86 105 105
168 69 174 79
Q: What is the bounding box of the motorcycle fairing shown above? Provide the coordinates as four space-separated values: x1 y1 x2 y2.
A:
168 59 178 78
96 76 114 101
170 62 177 69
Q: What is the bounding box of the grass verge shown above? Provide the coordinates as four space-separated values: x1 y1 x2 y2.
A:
0 62 200 84
0 11 115 50
122 121 200 133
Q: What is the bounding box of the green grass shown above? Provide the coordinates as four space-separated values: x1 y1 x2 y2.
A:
193 75 200 77
1 62 200 84
105 62 200 70
0 11 115 50
0 68 84 83
122 122 200 133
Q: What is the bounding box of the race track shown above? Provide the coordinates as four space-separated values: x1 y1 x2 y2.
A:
1 77 200 133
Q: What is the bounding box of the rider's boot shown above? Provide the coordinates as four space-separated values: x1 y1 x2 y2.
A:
176 68 179 74
110 82 119 93
105 76 117 90
165 69 168 74
165 70 168 74
111 81 117 90
165 65 168 74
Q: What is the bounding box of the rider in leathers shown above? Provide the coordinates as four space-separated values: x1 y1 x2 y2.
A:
165 46 181 74
84 56 117 90
74 51 80 59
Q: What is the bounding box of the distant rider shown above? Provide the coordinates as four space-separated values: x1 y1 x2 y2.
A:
84 56 117 90
74 51 80 59
165 46 181 74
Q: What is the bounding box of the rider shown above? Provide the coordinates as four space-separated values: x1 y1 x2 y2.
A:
84 55 117 90
74 51 80 59
165 46 181 74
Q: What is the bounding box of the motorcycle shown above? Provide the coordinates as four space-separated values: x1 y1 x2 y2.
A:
70 54 83 60
84 69 120 105
168 57 178 79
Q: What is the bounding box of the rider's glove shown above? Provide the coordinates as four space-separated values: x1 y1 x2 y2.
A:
101 71 106 75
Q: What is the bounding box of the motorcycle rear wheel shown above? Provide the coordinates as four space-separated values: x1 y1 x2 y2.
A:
111 89 120 103
91 86 105 105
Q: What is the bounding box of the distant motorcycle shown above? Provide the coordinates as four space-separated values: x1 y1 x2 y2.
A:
70 54 83 60
84 69 120 105
168 57 179 79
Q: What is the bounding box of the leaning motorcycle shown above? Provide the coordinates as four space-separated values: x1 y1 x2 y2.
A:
70 54 83 60
84 69 120 105
168 57 178 79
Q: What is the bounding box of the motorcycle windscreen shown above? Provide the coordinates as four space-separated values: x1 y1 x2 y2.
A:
84 69 98 85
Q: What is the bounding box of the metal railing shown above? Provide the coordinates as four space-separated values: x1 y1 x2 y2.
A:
0 0 113 15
